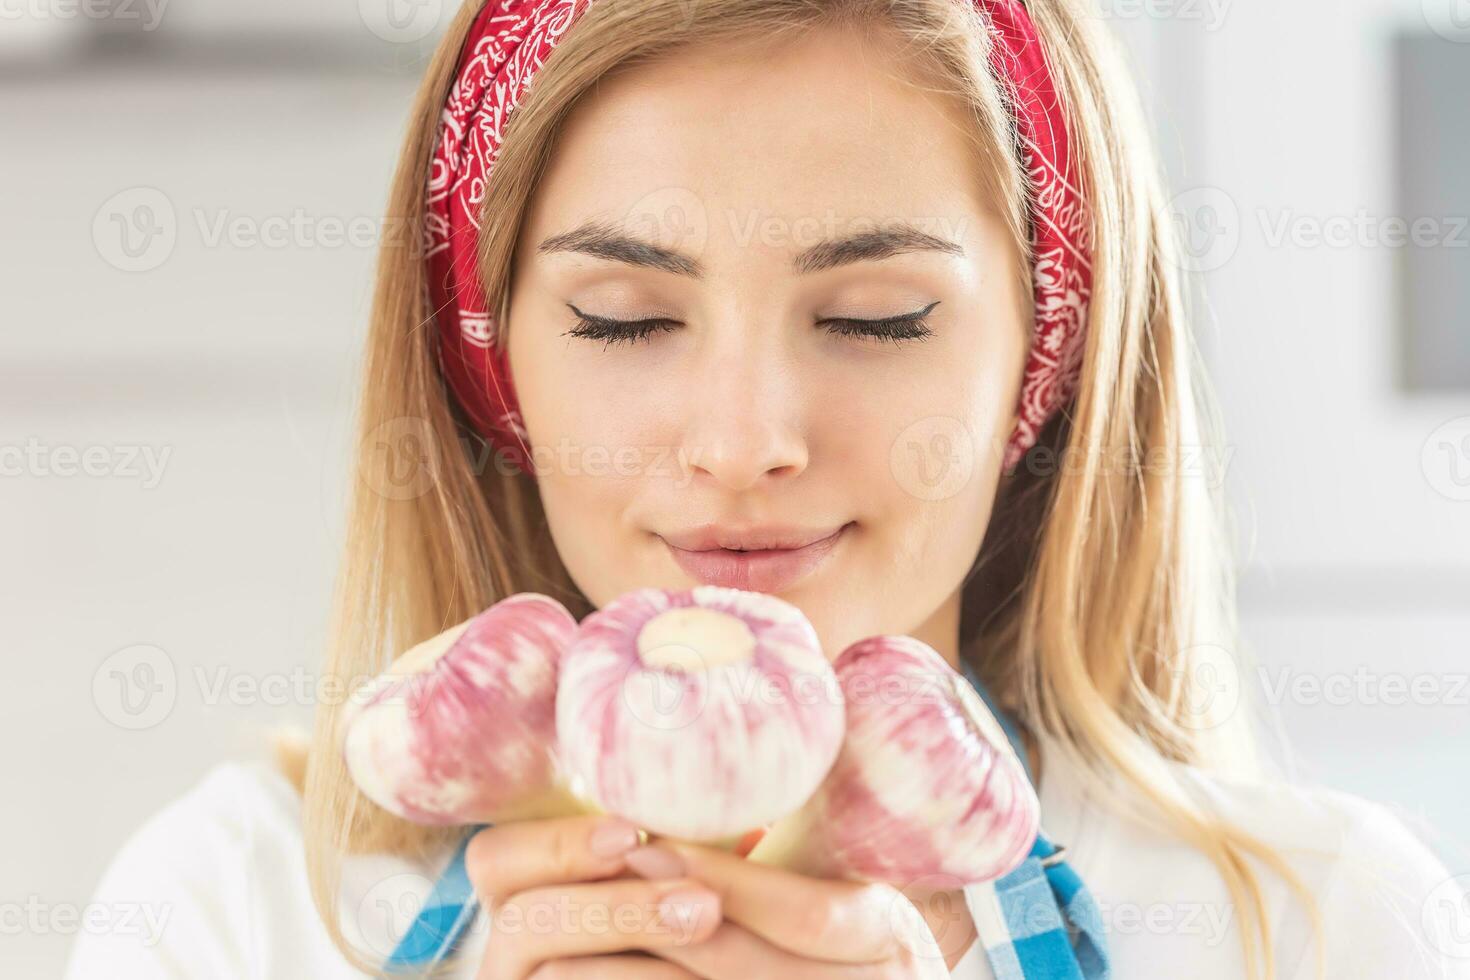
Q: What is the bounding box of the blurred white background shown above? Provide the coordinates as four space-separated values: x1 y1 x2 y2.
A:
2 0 1467 975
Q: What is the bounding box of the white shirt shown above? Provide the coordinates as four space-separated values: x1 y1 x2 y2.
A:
65 735 1470 979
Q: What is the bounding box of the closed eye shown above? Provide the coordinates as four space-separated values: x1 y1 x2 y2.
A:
818 300 940 345
562 306 680 347
563 300 940 348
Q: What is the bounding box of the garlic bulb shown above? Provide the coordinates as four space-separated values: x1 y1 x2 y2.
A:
341 592 588 825
555 586 845 843
749 634 1039 886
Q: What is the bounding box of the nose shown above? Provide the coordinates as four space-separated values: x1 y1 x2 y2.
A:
678 325 809 492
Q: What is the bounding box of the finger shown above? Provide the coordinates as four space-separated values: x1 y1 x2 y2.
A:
465 815 646 905
653 907 968 979
487 876 721 980
524 953 702 980
649 919 897 979
624 839 906 963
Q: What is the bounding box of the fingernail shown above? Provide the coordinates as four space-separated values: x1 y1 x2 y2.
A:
625 845 685 879
657 889 719 935
589 819 641 858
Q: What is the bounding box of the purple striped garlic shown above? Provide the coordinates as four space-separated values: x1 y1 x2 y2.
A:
555 586 845 843
341 592 589 825
748 634 1039 886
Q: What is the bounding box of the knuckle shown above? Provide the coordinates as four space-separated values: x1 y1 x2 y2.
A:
548 820 581 879
491 888 537 937
505 884 552 919
675 920 735 960
465 828 505 899
527 962 570 980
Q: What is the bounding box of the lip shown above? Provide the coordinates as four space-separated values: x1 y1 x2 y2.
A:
661 522 853 593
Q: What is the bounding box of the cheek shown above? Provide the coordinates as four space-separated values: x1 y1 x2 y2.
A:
794 492 989 661
514 328 677 466
812 337 1012 627
510 331 651 604
535 465 640 610
830 338 1017 514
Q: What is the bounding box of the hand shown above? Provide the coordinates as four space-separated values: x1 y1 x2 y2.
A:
620 837 974 978
466 814 722 979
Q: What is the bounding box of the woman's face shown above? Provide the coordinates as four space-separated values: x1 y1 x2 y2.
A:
506 25 1030 664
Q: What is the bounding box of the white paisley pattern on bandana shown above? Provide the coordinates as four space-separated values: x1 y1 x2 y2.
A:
425 0 1092 476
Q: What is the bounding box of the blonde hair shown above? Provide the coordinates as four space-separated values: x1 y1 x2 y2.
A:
289 0 1329 976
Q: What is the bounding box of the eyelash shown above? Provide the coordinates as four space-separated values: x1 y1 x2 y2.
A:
563 301 939 348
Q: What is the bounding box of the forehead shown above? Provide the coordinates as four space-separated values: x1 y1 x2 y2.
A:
521 25 999 256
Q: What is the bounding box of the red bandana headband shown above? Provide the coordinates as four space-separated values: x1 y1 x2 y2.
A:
425 0 1092 476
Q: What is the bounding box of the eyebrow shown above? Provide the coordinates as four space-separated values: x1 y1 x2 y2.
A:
536 219 964 277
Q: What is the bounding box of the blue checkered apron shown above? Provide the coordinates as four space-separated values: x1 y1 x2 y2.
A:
956 659 1110 979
